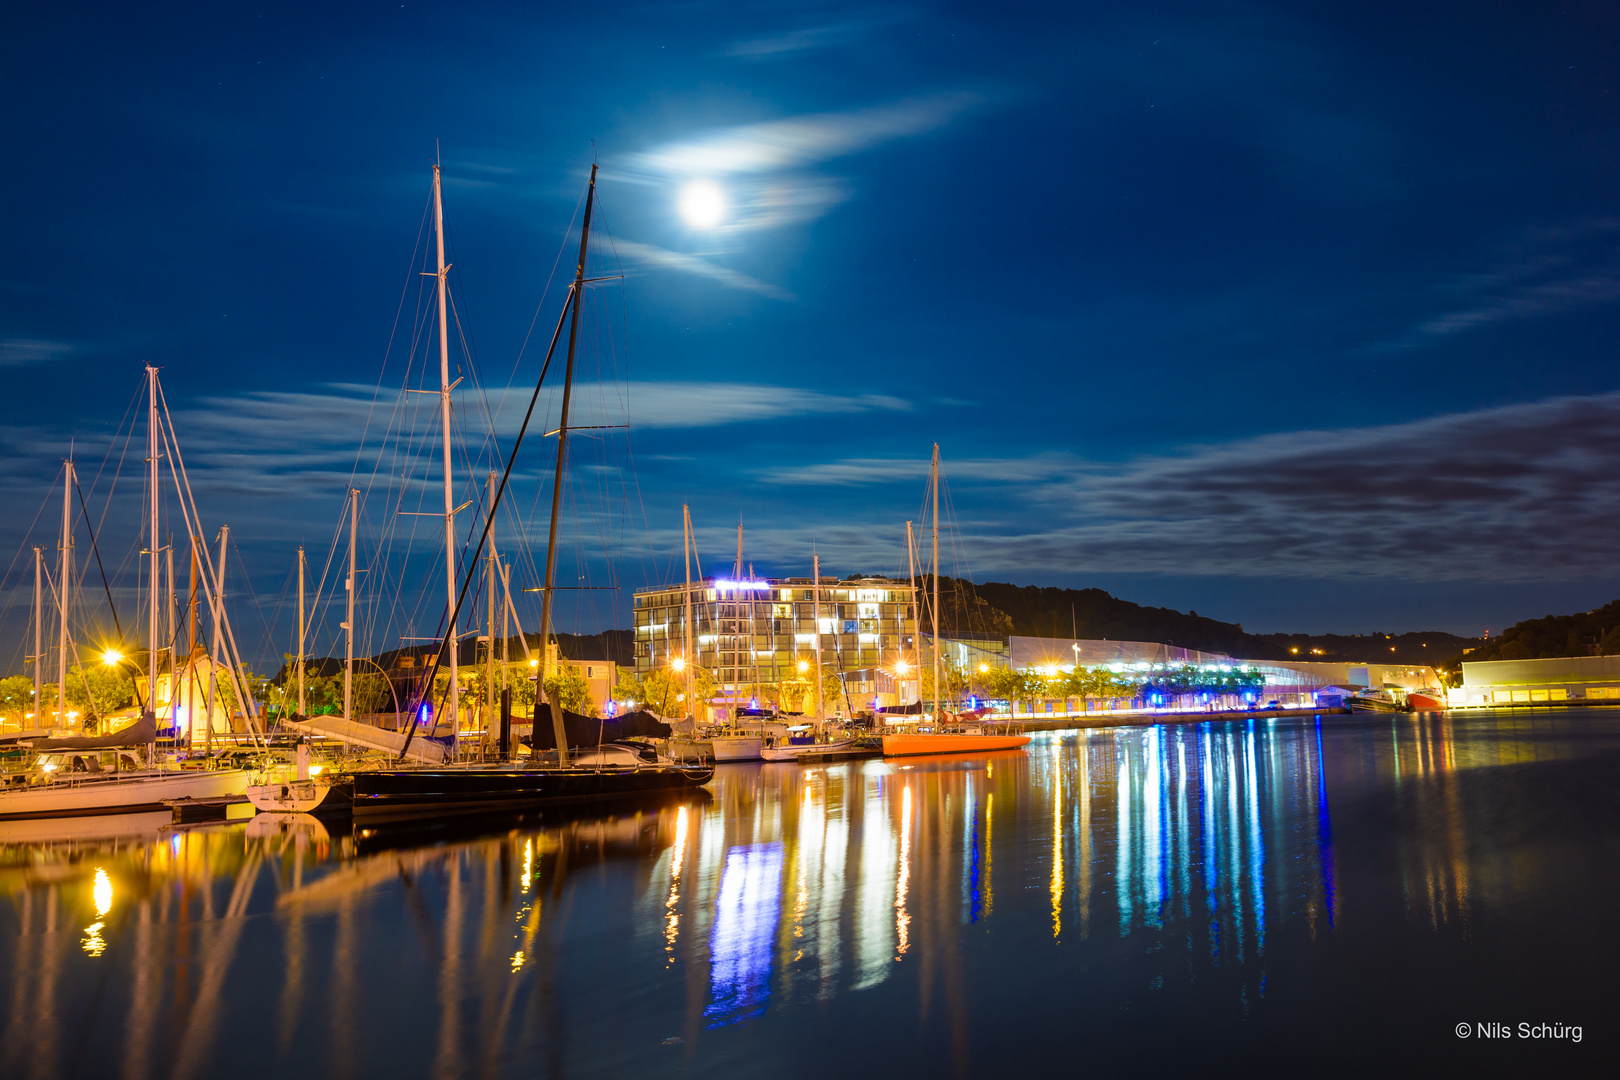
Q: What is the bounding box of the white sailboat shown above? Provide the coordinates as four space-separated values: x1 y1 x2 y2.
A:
1 367 253 819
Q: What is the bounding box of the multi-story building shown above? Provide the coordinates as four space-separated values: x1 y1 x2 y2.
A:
633 576 920 717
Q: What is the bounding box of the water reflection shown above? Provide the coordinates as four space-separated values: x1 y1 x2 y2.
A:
0 712 1614 1077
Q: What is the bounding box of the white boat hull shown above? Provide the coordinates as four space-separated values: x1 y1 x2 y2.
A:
0 769 250 820
760 738 856 762
246 780 331 814
710 735 764 762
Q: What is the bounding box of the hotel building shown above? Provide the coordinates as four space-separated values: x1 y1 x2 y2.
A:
633 576 924 716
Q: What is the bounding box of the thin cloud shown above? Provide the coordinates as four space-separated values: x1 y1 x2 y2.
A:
0 338 73 366
633 92 981 176
610 239 795 300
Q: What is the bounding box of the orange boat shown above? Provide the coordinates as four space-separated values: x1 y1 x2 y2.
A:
881 731 1032 757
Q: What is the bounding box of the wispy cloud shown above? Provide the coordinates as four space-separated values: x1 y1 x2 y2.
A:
633 92 981 177
1387 218 1620 347
0 338 73 366
723 11 908 61
748 392 1620 583
609 239 795 300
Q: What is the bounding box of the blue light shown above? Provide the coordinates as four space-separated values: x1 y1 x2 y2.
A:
714 579 771 592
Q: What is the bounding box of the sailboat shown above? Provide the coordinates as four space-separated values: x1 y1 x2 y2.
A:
350 161 712 822
0 368 252 820
881 445 1031 758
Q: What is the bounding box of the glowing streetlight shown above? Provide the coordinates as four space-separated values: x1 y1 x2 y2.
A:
979 663 989 673
671 657 686 673
101 649 124 667
797 660 810 674
895 659 911 675
528 659 540 669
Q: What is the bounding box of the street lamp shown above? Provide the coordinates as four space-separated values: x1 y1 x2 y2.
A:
671 656 686 673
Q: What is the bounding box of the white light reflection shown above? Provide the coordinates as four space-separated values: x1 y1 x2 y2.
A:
706 844 783 1026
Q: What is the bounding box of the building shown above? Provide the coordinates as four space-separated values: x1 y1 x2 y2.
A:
633 576 920 717
1002 636 1441 712
1455 654 1620 706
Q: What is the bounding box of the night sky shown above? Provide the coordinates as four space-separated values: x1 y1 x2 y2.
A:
4 1 1620 669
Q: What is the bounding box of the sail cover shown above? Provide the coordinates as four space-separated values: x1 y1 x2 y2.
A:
525 706 673 750
283 716 452 764
35 714 157 750
877 701 925 715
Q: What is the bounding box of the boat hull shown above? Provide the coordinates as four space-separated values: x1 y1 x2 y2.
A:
710 735 764 762
881 733 1032 757
1406 692 1445 711
352 764 714 823
759 738 856 762
1348 699 1405 713
247 780 332 814
0 769 250 821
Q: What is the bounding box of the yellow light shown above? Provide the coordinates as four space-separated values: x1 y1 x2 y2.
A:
797 660 809 673
308 764 324 777
528 659 540 669
101 650 123 667
671 657 686 673
1043 665 1059 678
895 660 911 674
979 664 989 673
93 867 112 917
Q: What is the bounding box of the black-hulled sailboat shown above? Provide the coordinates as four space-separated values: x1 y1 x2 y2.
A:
350 161 712 822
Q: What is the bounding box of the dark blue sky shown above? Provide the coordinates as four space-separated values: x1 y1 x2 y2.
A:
4 1 1620 668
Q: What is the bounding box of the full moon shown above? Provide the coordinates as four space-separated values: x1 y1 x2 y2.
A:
677 180 726 228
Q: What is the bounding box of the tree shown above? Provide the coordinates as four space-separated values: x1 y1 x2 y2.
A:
918 660 970 706
64 662 135 719
612 669 647 707
637 665 713 717
0 675 36 725
543 665 599 717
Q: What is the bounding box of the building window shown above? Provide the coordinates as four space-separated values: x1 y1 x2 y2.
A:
843 620 858 634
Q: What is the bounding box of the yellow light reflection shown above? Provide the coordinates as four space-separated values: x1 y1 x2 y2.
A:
510 950 525 971
522 839 533 895
93 867 112 917
895 785 912 958
665 806 689 961
82 922 106 957
1051 760 1063 938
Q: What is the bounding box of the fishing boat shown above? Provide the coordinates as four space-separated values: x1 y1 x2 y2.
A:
1406 688 1446 711
880 446 1031 759
349 161 711 820
1348 688 1404 713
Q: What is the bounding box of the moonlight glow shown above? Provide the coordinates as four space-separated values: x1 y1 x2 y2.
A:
677 181 725 228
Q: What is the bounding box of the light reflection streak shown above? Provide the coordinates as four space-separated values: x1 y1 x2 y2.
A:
706 844 783 1026
896 785 912 957
665 806 689 962
1051 756 1063 938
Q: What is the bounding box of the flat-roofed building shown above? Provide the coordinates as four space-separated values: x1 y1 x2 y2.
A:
1456 654 1620 706
633 576 919 717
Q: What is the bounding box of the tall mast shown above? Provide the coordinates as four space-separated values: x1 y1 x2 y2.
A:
931 443 941 719
682 505 695 717
296 545 306 716
344 488 357 722
907 521 922 704
165 542 175 732
31 547 42 720
57 459 72 726
188 538 198 656
486 472 497 730
432 162 460 738
146 366 160 714
538 162 599 765
813 552 823 721
734 523 743 578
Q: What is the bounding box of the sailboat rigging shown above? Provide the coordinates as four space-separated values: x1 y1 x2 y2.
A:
350 161 712 821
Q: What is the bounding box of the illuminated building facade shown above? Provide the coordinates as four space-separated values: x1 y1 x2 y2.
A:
632 576 919 713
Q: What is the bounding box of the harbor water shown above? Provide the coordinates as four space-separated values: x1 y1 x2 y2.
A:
2 710 1613 1077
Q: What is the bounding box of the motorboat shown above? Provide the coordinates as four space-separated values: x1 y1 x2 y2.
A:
759 724 857 762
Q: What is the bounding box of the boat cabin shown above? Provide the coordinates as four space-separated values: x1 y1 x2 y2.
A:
31 749 146 779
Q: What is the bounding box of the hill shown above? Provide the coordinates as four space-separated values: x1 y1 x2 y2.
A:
926 577 1480 665
1442 599 1620 670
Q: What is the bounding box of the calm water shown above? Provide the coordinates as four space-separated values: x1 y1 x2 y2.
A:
3 711 1615 1078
